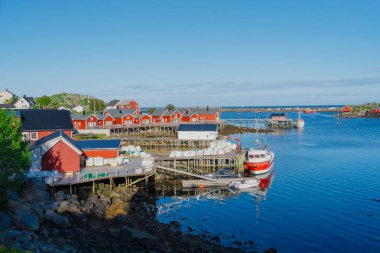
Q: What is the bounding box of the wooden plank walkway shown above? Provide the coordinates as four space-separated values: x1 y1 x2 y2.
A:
156 165 217 182
48 158 155 186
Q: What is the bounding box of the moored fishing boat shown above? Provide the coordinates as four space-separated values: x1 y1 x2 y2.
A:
294 110 305 128
303 109 315 114
244 131 275 175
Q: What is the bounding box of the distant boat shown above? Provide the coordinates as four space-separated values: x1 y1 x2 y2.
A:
294 111 305 128
303 109 315 114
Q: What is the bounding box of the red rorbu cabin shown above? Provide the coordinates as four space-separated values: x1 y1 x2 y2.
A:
29 131 83 173
20 109 74 142
341 106 352 113
115 99 140 110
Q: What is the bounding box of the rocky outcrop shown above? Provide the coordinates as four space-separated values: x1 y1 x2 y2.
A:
0 178 244 253
12 205 40 231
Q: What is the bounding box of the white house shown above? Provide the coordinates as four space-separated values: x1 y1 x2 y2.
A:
72 105 85 113
14 96 35 109
177 124 218 140
0 89 16 104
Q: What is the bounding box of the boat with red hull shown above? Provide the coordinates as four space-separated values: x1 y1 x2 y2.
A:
303 109 315 114
244 148 275 175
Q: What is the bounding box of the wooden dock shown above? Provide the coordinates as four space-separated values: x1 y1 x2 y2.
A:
47 158 155 193
123 137 212 150
155 151 246 174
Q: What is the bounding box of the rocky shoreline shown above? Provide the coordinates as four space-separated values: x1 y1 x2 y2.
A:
0 178 250 253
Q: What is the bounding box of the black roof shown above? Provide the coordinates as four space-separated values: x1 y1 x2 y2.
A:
20 109 74 131
178 124 218 131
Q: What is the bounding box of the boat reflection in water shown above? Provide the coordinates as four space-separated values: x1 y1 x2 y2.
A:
157 168 275 211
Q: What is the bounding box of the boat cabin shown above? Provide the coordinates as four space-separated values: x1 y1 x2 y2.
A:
246 149 270 163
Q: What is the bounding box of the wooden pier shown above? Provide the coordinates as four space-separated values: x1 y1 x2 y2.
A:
47 158 155 194
123 137 212 150
155 152 246 175
104 121 227 137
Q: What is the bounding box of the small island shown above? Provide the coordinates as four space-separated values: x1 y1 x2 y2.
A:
340 103 380 118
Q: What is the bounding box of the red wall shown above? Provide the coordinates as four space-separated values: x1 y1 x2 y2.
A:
197 113 217 121
82 149 119 158
41 140 80 173
86 115 98 128
28 130 72 141
117 100 139 110
72 120 86 129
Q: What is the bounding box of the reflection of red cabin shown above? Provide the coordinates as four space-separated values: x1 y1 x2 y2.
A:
162 110 182 123
341 106 352 113
372 107 380 114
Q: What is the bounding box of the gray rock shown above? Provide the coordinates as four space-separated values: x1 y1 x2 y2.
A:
91 206 105 219
0 212 11 231
68 194 78 200
13 206 40 231
26 178 47 191
26 189 50 204
6 190 19 201
54 191 67 201
57 200 81 214
116 227 133 243
31 204 45 219
44 210 70 228
7 200 24 212
8 229 22 239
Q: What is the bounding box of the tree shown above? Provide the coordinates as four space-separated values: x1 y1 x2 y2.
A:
87 98 106 113
35 96 52 109
148 108 156 114
166 104 175 111
4 96 18 105
0 110 31 209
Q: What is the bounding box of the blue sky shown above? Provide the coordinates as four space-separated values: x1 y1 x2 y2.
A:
0 0 379 106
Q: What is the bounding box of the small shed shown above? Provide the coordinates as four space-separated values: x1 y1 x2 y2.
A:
76 139 121 158
177 124 218 140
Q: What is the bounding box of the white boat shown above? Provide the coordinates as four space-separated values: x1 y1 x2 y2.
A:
294 110 305 128
228 178 260 190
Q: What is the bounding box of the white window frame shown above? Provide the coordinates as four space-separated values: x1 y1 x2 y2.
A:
30 132 38 140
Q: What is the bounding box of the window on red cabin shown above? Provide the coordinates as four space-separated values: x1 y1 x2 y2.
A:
30 132 38 140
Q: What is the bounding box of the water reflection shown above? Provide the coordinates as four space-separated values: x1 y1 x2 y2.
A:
157 169 275 213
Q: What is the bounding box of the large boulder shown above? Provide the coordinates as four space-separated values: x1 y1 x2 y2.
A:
56 200 80 214
0 212 11 231
54 191 67 202
26 189 50 204
25 178 47 191
13 206 40 231
44 210 70 228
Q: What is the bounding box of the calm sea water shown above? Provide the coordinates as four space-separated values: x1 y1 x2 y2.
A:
157 112 380 252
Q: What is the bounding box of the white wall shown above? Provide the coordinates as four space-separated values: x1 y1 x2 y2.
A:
14 98 31 109
178 130 218 140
